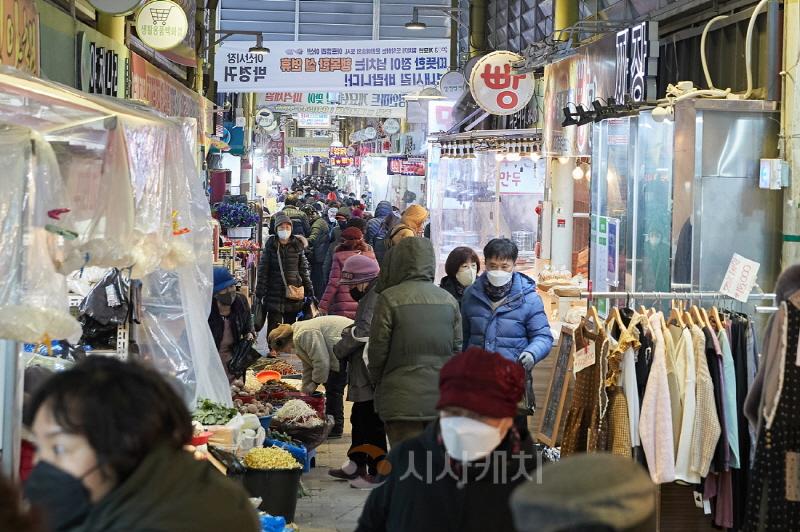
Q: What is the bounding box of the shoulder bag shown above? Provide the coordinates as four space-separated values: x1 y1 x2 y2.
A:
278 244 305 301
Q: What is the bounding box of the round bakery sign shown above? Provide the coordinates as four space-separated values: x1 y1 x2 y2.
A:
135 0 189 51
89 0 144 15
469 51 534 115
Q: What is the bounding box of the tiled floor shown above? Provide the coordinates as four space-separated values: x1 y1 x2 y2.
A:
293 403 369 532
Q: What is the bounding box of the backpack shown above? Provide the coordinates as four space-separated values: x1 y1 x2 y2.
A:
371 220 392 265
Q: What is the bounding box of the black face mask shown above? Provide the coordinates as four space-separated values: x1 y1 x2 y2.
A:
25 461 96 531
216 292 236 306
349 287 367 302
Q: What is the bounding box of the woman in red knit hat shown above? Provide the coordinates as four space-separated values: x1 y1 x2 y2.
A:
319 227 375 319
357 347 538 532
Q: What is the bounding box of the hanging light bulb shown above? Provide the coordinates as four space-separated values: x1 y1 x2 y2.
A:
464 142 475 159
572 166 584 180
495 151 506 162
558 156 570 164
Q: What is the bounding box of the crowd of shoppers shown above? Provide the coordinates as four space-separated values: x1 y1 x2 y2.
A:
14 187 563 532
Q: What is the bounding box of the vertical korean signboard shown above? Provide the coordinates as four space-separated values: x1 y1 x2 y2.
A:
216 39 449 93
0 0 39 76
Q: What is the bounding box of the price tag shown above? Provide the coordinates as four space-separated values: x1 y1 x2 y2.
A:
573 342 595 375
719 253 760 303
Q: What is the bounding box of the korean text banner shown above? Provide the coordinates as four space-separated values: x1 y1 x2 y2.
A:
216 39 450 93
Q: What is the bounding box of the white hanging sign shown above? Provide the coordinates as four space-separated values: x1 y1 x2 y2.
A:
720 253 761 303
439 70 467 100
469 51 535 115
135 0 189 52
217 39 450 93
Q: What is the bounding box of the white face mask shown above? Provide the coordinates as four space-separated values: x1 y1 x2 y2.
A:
440 416 504 462
328 208 338 222
277 229 292 241
456 264 477 287
486 269 513 287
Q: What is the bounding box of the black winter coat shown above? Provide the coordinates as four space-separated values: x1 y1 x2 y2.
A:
208 293 253 349
356 421 537 532
255 235 313 314
439 275 466 305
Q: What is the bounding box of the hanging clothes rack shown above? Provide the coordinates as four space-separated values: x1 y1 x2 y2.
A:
580 291 776 300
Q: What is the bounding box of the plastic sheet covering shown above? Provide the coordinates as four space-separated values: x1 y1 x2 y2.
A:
0 127 81 343
130 120 230 407
0 67 229 408
54 125 137 273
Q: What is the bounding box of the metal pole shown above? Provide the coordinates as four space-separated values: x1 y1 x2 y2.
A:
766 0 781 101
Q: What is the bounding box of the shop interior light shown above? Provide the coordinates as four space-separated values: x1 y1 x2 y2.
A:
464 142 476 159
495 152 506 162
572 166 584 180
558 156 570 164
529 151 542 162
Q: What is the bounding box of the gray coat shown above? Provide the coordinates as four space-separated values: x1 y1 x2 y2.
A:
334 279 379 402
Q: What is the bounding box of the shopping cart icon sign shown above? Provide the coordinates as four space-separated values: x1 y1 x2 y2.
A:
149 6 172 25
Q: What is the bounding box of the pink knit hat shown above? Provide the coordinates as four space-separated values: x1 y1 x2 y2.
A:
340 254 380 286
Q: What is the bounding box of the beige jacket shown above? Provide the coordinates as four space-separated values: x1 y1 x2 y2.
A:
292 315 353 389
671 324 700 484
689 325 721 478
639 313 676 483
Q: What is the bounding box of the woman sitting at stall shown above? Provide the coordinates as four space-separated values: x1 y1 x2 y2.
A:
208 266 254 381
439 246 481 306
24 357 259 532
319 227 376 319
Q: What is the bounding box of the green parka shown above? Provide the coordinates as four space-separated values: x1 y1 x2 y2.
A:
368 237 462 422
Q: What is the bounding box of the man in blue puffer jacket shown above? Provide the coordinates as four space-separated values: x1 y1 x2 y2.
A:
461 238 554 371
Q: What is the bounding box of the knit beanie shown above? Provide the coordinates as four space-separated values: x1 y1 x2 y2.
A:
351 208 364 219
510 453 657 532
341 227 363 242
273 212 291 229
401 204 428 227
436 347 525 418
340 254 380 286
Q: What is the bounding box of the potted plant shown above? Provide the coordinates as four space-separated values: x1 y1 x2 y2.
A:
216 203 259 239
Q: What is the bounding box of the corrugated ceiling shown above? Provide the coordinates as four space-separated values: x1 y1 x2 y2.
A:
219 0 453 42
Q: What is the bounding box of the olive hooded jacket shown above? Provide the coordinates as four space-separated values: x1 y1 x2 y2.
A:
368 237 462 422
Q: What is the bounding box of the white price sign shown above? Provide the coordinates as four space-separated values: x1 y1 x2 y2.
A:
720 253 761 303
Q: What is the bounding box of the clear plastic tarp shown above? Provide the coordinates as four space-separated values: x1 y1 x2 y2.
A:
428 144 545 281
0 67 229 408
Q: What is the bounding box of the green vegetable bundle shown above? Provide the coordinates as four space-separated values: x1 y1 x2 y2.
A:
192 398 238 426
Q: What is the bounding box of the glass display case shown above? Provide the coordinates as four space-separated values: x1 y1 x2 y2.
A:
428 138 545 280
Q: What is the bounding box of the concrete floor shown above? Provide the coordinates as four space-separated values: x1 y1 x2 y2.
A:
293 403 370 532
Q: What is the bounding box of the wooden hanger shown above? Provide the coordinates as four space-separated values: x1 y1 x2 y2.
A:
667 301 685 328
710 306 725 331
682 308 695 327
690 305 707 328
700 307 713 330
606 306 625 331
587 304 606 338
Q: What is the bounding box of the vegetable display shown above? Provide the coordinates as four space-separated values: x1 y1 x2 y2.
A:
193 398 238 426
244 446 302 470
274 399 323 428
233 397 274 417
